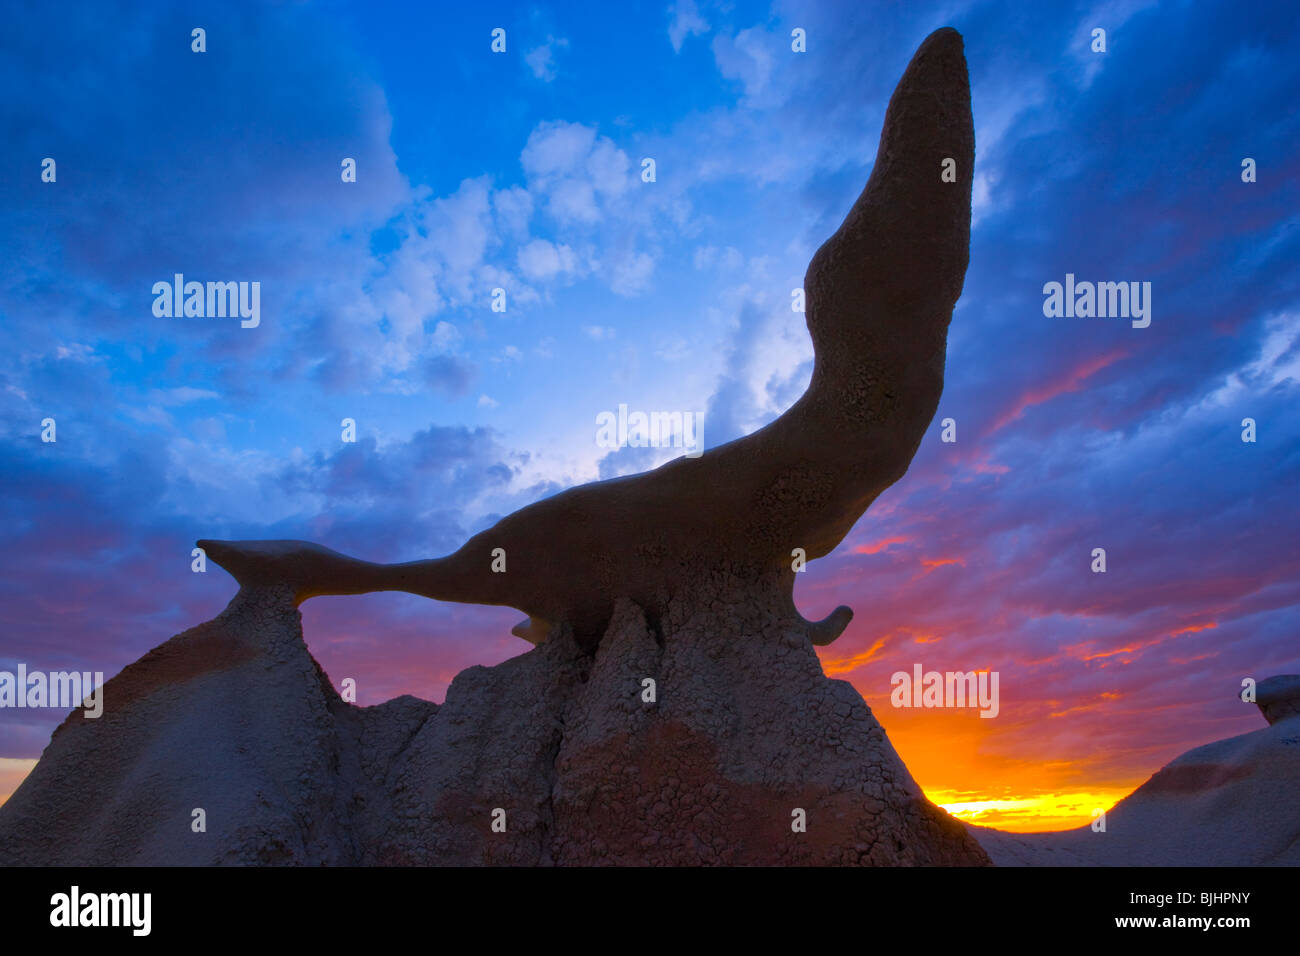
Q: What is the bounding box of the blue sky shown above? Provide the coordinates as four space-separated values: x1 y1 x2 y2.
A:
2 0 1298 826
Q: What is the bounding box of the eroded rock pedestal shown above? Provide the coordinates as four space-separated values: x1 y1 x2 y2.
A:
0 577 986 866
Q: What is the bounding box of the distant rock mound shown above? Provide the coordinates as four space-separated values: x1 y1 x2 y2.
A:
970 679 1300 867
0 576 986 866
1257 674 1300 726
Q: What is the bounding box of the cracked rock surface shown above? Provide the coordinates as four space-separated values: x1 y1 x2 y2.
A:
0 579 986 866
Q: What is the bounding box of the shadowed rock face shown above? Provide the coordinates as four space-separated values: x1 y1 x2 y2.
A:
0 579 986 865
1257 674 1300 726
0 29 989 866
196 27 975 649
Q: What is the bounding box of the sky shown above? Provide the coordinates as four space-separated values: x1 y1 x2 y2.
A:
1 0 1298 832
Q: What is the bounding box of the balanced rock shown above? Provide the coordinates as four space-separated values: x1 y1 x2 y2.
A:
194 25 975 653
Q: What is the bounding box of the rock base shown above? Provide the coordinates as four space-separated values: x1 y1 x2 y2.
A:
0 577 986 866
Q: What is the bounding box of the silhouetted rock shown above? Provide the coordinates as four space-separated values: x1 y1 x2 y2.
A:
1256 674 1300 726
0 586 352 865
0 578 986 865
195 26 976 652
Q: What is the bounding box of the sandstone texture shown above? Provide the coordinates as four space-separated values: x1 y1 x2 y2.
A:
0 576 986 866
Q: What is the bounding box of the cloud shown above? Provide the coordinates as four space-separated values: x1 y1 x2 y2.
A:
693 245 744 271
521 121 631 224
421 354 476 397
668 0 710 52
987 349 1129 434
146 387 221 406
701 285 813 447
609 251 655 296
516 239 581 281
597 443 662 479
492 186 534 238
654 335 691 362
1069 0 1161 89
0 0 411 373
268 426 526 557
524 36 569 82
711 26 783 107
54 343 96 362
1200 311 1300 408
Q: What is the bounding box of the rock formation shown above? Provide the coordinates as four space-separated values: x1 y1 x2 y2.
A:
0 576 985 865
1256 674 1300 726
0 28 989 866
195 25 975 652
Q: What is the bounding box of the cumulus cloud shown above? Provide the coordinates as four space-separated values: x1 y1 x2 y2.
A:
516 238 581 281
521 121 632 224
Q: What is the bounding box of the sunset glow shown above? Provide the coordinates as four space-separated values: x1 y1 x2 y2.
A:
930 788 1137 832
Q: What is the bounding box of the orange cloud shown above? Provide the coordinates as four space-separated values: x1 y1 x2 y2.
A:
921 557 964 571
1072 619 1219 662
852 535 910 555
821 637 889 676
